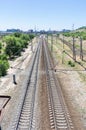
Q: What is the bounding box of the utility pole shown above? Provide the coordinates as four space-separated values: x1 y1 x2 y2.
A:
31 40 33 52
80 37 83 60
72 24 74 32
34 25 36 35
56 35 57 44
63 35 64 50
51 35 53 52
62 35 65 64
73 37 76 61
47 34 48 43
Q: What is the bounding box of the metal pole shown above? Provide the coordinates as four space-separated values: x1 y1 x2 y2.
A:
31 40 33 52
51 35 53 52
47 34 48 43
62 35 65 64
80 37 83 60
56 35 57 44
56 34 59 44
63 35 64 50
73 37 76 61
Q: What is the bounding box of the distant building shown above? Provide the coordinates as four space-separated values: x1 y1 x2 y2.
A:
28 29 33 33
6 29 22 33
62 29 71 32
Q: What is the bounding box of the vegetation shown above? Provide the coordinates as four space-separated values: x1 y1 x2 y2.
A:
77 26 86 30
0 54 9 77
68 60 75 67
0 54 8 60
0 42 2 50
63 31 86 40
0 42 2 53
3 33 35 58
0 32 35 77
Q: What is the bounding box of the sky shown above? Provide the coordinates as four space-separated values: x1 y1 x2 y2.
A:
0 0 86 31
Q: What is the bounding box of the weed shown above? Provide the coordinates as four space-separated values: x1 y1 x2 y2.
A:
68 60 75 67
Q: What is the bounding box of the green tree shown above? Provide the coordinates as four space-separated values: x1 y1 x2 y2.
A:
5 36 16 58
4 33 35 59
20 34 30 41
0 60 9 77
29 34 35 40
0 54 8 60
0 42 2 50
13 32 22 38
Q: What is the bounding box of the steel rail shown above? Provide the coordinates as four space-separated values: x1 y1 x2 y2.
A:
8 41 41 130
43 37 74 130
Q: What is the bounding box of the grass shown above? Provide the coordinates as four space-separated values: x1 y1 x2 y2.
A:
68 60 75 67
48 35 85 69
78 72 86 82
75 44 80 49
48 35 86 82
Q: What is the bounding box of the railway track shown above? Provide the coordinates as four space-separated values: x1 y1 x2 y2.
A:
43 37 75 130
8 41 41 130
7 36 76 130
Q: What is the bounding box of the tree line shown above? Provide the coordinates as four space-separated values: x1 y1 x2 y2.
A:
63 31 86 40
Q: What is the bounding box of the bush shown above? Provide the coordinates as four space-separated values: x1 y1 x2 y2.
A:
0 60 9 77
71 63 75 67
0 54 8 60
0 42 2 50
29 34 35 40
68 60 72 65
68 60 75 67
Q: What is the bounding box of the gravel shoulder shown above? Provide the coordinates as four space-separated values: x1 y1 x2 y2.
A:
55 68 85 129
